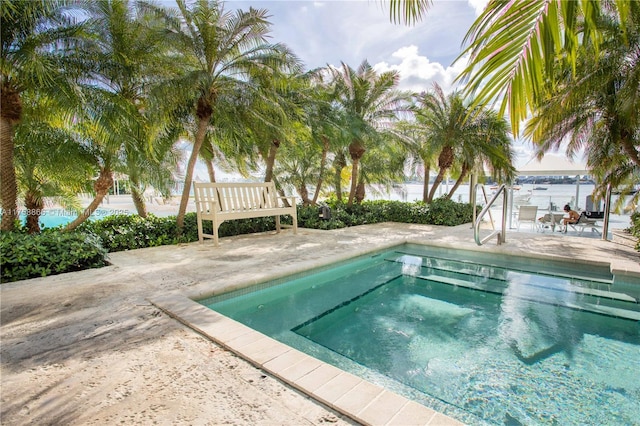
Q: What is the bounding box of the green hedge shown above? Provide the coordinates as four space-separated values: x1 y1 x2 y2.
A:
297 198 474 228
1 199 474 283
0 230 107 283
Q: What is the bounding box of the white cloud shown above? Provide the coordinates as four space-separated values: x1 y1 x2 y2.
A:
467 0 489 16
373 45 467 93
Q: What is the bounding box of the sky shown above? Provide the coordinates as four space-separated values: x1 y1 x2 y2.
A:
166 0 575 177
220 0 555 169
225 0 482 93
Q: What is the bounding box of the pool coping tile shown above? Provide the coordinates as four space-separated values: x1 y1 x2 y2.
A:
294 362 344 392
357 390 411 425
333 380 385 416
262 347 307 373
149 290 465 426
276 354 324 383
312 372 362 405
233 336 291 365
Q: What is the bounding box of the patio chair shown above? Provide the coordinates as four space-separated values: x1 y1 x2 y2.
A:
516 205 538 231
538 212 563 233
569 212 602 236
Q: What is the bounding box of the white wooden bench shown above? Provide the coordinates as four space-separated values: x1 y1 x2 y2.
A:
193 182 297 246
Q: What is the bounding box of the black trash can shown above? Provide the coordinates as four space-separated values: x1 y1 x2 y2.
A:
318 204 331 220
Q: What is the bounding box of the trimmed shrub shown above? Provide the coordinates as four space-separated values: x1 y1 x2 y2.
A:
1 199 473 283
76 212 286 252
320 198 474 227
0 230 108 283
77 214 179 252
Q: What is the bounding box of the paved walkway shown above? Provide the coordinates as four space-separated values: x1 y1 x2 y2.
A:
1 223 638 425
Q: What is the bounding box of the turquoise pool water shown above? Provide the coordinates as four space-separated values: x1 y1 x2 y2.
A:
200 244 640 425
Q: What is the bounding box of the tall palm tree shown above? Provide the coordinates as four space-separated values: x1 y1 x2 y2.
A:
1 0 85 231
162 0 300 234
389 0 634 135
80 0 183 219
413 84 515 203
328 61 409 206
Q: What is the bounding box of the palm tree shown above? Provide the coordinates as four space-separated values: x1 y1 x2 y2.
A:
162 0 300 235
446 108 515 199
80 0 183 219
355 133 408 203
1 0 85 231
14 94 95 233
63 89 125 231
389 0 634 135
413 84 515 203
328 61 409 206
525 6 640 208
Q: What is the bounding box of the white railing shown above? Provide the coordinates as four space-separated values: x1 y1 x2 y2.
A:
474 184 508 246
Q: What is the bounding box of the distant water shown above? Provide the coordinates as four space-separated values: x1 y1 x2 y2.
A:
367 183 633 211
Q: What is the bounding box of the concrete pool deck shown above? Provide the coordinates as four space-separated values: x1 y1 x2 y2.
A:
2 222 639 425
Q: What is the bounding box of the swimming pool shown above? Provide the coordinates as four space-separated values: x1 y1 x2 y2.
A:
200 244 640 425
18 208 131 228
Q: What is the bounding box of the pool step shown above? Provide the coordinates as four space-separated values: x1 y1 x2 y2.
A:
386 254 637 306
391 251 614 285
416 273 640 321
387 252 616 289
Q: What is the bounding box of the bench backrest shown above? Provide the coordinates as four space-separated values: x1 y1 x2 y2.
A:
194 182 279 212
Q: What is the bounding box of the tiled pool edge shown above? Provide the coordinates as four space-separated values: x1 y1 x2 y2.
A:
148 293 463 426
148 237 638 426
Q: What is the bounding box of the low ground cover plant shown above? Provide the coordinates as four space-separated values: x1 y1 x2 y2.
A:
0 199 474 283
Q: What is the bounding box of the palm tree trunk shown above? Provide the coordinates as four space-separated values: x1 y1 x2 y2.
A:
311 136 330 205
428 146 454 203
264 139 280 182
428 169 447 203
24 191 44 234
130 186 148 218
205 159 216 182
355 180 366 204
446 164 470 200
0 116 19 231
176 114 209 235
422 162 430 203
333 152 347 202
65 168 114 231
347 159 360 206
298 183 312 206
347 140 365 206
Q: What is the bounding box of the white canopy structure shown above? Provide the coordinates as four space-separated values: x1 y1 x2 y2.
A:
516 154 590 211
517 154 589 177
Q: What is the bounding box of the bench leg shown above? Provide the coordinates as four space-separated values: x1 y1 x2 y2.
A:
275 215 281 233
197 214 204 244
214 222 220 247
292 213 298 235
